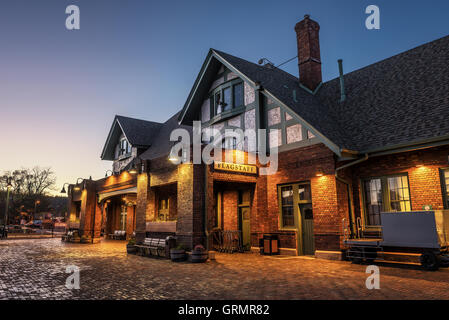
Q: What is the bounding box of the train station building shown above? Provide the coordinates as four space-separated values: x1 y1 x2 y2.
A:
66 15 449 260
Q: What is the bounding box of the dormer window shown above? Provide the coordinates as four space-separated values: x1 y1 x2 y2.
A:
212 80 244 117
119 138 131 156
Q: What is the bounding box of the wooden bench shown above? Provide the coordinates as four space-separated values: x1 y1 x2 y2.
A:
135 238 166 257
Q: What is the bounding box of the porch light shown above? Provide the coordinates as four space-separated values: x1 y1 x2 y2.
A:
129 164 138 175
316 169 324 177
73 178 84 191
105 170 113 178
168 155 179 163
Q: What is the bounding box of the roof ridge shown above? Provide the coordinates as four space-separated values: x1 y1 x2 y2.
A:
115 114 163 126
212 49 299 82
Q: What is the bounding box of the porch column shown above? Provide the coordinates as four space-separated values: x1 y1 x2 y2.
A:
176 163 205 249
79 180 97 238
135 173 149 244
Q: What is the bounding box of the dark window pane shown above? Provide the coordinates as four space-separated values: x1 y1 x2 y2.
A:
223 87 231 111
282 206 295 227
364 179 383 226
304 208 313 220
298 184 311 201
215 92 222 114
233 83 243 107
281 186 293 206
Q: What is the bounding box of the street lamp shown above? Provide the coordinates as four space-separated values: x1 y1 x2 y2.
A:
60 183 70 194
3 176 13 237
73 178 84 191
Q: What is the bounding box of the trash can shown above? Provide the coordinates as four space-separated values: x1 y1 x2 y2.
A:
165 236 177 257
261 234 280 255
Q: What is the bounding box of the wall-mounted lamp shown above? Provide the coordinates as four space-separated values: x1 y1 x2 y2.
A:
129 163 138 175
168 154 179 163
60 183 70 194
105 170 114 178
73 178 84 191
316 169 324 177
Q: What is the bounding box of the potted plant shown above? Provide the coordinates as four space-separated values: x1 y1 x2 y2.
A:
190 245 208 263
80 235 89 243
127 238 137 254
170 245 187 262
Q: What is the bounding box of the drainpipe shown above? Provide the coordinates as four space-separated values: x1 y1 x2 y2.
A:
335 153 369 238
204 163 209 251
338 59 346 102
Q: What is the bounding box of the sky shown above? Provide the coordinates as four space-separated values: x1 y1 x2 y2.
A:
1 0 449 195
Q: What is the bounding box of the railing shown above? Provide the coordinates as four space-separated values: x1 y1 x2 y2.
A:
212 230 244 253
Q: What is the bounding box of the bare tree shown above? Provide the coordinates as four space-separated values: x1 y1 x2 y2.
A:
0 167 56 196
1 167 58 222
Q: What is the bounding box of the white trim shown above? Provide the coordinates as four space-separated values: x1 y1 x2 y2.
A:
97 187 137 203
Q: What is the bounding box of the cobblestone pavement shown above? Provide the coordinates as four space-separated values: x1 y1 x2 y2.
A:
1 238 449 300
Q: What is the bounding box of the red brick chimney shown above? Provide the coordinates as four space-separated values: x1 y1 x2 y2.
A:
295 15 322 91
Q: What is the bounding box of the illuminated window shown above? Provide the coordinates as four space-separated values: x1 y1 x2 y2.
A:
362 174 411 226
158 197 170 221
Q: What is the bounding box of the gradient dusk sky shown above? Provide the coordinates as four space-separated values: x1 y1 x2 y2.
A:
1 0 449 194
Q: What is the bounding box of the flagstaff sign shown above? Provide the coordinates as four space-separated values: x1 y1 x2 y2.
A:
214 161 257 175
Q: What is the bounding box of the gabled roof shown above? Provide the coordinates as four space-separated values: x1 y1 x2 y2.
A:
179 35 449 156
101 115 163 160
178 49 346 155
140 112 192 161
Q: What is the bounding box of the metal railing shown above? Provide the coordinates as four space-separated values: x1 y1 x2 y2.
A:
212 230 244 253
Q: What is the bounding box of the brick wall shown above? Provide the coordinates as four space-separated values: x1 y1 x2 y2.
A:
349 146 449 226
265 144 344 250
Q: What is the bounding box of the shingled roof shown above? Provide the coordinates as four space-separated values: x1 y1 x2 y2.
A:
316 35 449 152
181 35 449 155
101 115 163 160
115 115 163 147
140 112 192 161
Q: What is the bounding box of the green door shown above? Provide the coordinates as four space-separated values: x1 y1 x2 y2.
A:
239 206 251 250
299 203 315 255
238 189 251 250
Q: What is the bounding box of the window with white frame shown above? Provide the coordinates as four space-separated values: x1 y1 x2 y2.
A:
362 174 411 226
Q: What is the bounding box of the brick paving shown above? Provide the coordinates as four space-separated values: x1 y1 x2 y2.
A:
0 238 448 300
